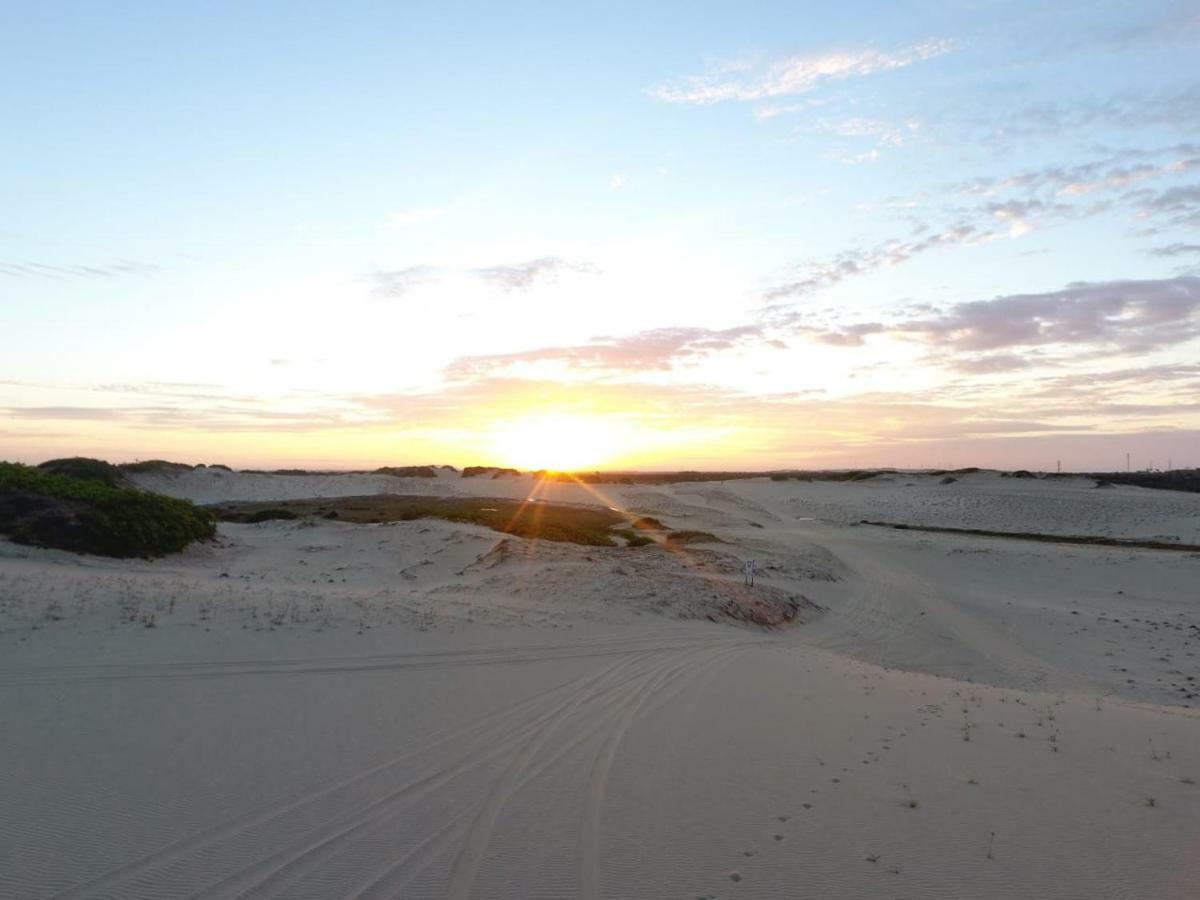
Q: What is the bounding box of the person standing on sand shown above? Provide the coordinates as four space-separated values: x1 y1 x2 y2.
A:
743 558 756 587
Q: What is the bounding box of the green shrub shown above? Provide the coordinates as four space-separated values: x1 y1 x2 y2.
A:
118 459 195 474
217 494 626 546
664 530 722 544
614 528 655 547
245 508 298 523
37 457 127 486
0 462 216 558
374 466 438 478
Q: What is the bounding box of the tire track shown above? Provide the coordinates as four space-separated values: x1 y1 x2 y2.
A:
443 642 740 900
189 650 672 900
576 644 747 900
49 649 654 900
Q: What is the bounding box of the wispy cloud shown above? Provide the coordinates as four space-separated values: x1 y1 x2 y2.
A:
969 86 1200 143
445 325 771 379
762 221 980 306
473 257 597 291
650 39 953 105
369 257 596 298
1147 242 1200 257
369 265 438 298
1128 182 1200 230
0 260 162 279
826 276 1200 357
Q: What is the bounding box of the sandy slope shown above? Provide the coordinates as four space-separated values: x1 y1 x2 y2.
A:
2 472 1198 899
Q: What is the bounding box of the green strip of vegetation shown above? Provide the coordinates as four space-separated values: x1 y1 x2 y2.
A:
663 530 723 545
1 462 217 558
216 494 646 547
859 519 1200 553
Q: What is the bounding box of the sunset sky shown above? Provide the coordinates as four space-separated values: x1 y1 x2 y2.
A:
3 1 1199 471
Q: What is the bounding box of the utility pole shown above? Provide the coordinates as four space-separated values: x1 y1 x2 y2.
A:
1056 459 1061 474
1126 452 1131 473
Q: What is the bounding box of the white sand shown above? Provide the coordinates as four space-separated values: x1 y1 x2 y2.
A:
2 471 1198 898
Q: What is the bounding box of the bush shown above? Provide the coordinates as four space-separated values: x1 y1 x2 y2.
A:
664 530 722 545
37 457 128 486
245 508 298 523
374 466 438 478
0 462 216 558
117 459 195 474
216 494 628 546
614 528 655 547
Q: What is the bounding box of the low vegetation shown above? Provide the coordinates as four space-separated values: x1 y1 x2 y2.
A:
216 494 641 546
373 466 438 478
860 519 1200 553
461 466 521 478
37 457 129 486
1084 469 1200 494
0 462 216 558
117 459 195 475
770 470 891 483
664 530 723 545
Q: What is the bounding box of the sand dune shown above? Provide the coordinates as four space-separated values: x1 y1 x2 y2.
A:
2 471 1198 898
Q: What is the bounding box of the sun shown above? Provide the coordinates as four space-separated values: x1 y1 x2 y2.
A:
487 414 624 471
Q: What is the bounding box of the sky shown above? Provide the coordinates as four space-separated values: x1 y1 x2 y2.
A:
3 1 1200 471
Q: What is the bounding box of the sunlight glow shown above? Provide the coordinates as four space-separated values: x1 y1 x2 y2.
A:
487 414 628 471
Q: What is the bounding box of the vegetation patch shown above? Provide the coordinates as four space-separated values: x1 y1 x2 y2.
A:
664 530 723 545
859 519 1200 553
374 466 438 478
613 528 655 547
216 494 640 547
118 459 195 475
244 508 299 523
1084 469 1200 494
37 457 129 487
0 462 216 558
771 469 891 483
461 466 522 478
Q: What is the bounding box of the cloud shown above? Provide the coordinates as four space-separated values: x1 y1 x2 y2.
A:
810 323 887 347
1147 242 1200 257
472 257 596 291
369 257 596 298
0 260 162 279
369 265 437 298
762 222 979 305
953 146 1200 199
977 87 1200 142
1128 182 1200 229
944 353 1034 375
610 173 626 191
650 39 953 105
900 276 1200 354
3 404 354 432
445 325 769 378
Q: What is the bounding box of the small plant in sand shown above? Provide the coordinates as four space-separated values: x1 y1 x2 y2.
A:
986 831 996 859
902 784 918 809
1145 797 1157 808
